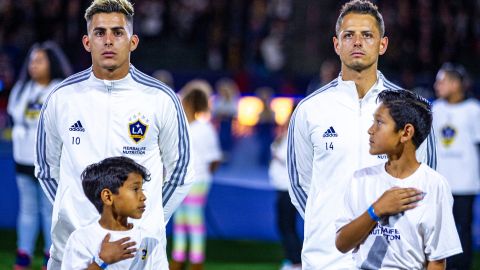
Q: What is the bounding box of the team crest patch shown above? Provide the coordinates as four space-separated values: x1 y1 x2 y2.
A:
441 125 456 147
128 114 150 144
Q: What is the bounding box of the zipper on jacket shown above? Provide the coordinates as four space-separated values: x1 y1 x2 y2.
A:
104 81 113 155
358 98 363 169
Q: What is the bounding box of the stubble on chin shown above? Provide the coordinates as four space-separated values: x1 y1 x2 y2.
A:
346 60 374 73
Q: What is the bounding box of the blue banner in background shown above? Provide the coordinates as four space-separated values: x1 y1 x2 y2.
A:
1 133 479 250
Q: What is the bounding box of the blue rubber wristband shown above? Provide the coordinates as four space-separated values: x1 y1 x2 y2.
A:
367 205 381 222
93 256 108 269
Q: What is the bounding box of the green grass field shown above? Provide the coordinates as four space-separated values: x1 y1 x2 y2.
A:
0 229 285 269
1 229 479 269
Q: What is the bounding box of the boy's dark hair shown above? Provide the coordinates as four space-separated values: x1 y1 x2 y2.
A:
336 0 385 37
81 156 150 213
85 0 134 25
182 88 209 114
377 89 432 148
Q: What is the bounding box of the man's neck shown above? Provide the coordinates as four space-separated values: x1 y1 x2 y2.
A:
341 66 378 99
92 65 130 81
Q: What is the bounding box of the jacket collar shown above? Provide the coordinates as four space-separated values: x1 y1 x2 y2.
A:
336 70 394 99
88 65 135 91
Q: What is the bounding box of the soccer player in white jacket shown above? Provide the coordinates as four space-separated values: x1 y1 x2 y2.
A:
287 1 436 269
34 1 193 269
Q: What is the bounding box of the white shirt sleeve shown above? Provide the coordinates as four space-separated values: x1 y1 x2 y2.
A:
61 231 94 270
159 95 194 223
423 179 463 261
6 81 25 123
472 102 480 143
287 106 312 218
335 176 356 233
34 92 62 204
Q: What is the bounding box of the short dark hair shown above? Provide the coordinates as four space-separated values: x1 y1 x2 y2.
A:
182 88 210 114
336 0 385 37
81 156 150 213
85 0 134 25
377 90 432 148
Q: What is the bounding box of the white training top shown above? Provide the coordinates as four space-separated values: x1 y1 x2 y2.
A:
432 98 480 195
35 66 194 262
7 80 60 165
287 72 437 270
190 119 222 181
336 163 462 270
62 221 166 270
269 135 289 191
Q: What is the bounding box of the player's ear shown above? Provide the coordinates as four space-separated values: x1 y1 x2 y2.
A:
400 123 414 144
379 36 388 55
101 188 114 206
333 36 340 56
130 34 139 52
82 35 91 52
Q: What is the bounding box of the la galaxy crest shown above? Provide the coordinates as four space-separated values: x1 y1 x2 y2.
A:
441 125 456 147
128 113 150 144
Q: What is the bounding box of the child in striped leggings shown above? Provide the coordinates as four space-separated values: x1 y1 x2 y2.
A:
171 80 222 270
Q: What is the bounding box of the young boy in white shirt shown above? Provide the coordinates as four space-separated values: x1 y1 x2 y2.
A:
62 156 164 269
335 90 462 270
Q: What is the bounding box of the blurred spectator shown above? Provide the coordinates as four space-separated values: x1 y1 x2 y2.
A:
212 78 239 163
269 103 301 270
255 86 275 166
1 0 479 96
260 19 287 72
432 63 480 270
152 69 175 90
306 58 340 95
7 41 72 270
171 80 222 270
137 0 166 38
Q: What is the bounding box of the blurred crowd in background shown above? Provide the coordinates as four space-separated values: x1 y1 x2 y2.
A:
0 0 479 163
0 0 479 104
0 1 480 268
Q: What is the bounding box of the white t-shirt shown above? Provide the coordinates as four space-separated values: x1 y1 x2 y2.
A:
62 221 166 270
336 163 462 270
269 135 289 191
190 119 222 181
432 98 480 195
7 80 60 165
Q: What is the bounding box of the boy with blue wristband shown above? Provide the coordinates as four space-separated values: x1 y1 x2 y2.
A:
335 90 462 269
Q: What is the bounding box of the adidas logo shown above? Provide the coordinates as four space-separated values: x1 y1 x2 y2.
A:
323 126 338 137
69 120 85 132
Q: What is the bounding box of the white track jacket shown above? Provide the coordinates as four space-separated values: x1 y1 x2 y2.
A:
287 72 437 270
35 66 194 262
